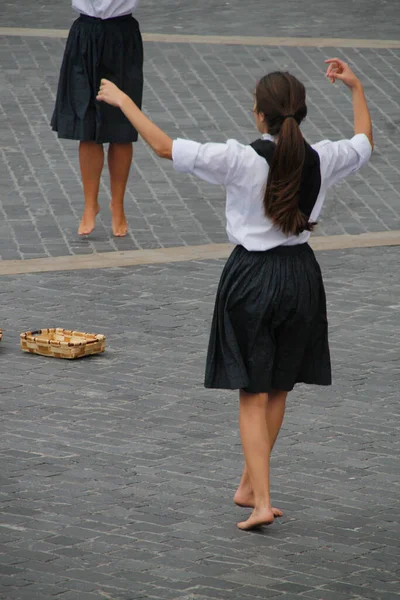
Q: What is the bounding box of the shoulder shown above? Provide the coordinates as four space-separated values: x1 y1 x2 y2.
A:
173 138 265 175
312 134 372 165
311 133 372 186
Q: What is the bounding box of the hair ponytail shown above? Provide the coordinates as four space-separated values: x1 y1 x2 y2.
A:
255 72 314 236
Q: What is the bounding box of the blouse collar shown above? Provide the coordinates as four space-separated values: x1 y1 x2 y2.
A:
261 133 275 142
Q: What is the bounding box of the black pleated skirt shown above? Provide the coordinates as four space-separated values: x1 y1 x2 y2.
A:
51 14 143 144
205 243 332 394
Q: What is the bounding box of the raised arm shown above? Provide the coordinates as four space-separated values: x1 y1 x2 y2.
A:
325 58 374 150
97 79 246 185
97 79 173 159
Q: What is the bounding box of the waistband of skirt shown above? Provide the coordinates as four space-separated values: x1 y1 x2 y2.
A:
238 243 312 256
79 13 134 23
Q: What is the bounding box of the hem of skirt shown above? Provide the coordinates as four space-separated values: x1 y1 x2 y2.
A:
51 126 139 144
204 379 332 393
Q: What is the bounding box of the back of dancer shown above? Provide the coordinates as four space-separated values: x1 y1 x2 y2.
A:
96 58 373 530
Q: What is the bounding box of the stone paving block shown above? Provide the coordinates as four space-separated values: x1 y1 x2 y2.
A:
2 586 68 600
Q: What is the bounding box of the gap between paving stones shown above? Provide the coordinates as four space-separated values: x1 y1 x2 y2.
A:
0 230 399 276
1 27 400 48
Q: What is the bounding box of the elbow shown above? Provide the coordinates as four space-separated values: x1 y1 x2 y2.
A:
367 130 374 151
155 138 173 160
156 146 173 160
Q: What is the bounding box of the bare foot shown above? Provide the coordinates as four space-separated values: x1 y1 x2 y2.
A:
110 203 128 237
237 506 275 531
234 489 283 517
78 204 100 236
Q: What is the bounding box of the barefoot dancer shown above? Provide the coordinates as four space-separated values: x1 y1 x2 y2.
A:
97 59 373 530
51 1 143 237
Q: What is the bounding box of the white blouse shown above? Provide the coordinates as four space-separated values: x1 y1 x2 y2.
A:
72 0 140 19
172 133 372 251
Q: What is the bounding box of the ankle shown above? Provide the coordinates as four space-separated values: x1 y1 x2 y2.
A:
110 205 126 218
83 202 100 213
237 482 252 492
253 498 272 510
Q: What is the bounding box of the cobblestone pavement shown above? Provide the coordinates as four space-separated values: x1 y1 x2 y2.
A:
1 0 399 39
0 246 400 599
1 0 400 259
1 1 400 599
1 35 399 259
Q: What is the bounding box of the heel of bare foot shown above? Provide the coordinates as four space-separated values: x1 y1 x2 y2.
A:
109 203 128 237
237 506 275 531
78 204 100 236
234 488 254 508
234 489 283 517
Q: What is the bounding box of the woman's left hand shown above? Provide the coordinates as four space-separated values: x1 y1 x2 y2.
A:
97 79 126 108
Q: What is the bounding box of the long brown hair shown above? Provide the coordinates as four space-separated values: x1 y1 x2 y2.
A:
255 72 313 236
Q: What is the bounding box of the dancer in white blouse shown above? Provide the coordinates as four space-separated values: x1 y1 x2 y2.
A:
51 1 142 237
97 59 373 530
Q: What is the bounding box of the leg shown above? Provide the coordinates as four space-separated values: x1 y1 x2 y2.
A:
237 390 274 530
266 389 288 448
108 142 133 237
234 389 288 513
78 141 104 235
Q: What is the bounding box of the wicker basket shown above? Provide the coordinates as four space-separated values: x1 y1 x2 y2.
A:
20 328 105 359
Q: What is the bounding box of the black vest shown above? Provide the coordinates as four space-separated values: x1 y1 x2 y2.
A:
250 139 321 220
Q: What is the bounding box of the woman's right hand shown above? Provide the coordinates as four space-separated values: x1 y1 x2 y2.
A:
97 79 126 108
325 58 361 89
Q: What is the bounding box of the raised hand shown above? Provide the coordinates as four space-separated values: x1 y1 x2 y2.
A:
96 79 126 108
325 58 360 89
